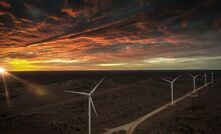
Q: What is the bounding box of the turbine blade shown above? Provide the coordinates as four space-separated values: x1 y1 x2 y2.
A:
188 74 194 78
90 97 98 116
195 74 200 78
173 74 181 82
90 77 105 95
64 90 89 96
160 78 172 83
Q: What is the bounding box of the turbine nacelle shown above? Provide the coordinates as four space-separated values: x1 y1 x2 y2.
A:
65 77 105 96
188 74 200 78
161 74 181 84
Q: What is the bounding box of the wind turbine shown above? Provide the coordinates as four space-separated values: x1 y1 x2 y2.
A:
161 75 181 105
65 77 105 134
204 72 207 86
188 74 199 97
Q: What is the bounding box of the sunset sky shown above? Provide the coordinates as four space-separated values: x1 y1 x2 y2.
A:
0 0 220 71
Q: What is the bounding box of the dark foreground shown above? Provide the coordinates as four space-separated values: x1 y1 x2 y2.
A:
136 75 221 134
0 70 220 134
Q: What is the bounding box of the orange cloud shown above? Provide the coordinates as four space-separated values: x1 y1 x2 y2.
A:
62 8 79 17
0 0 220 71
0 1 11 8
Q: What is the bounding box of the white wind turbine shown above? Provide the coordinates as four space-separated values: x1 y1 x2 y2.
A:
188 74 200 97
65 77 105 134
204 72 207 86
161 75 181 105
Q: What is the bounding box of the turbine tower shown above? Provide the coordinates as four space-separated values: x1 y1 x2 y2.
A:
204 72 207 86
188 74 199 96
161 75 181 105
65 77 105 134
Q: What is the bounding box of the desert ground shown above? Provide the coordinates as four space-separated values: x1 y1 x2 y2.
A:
0 71 219 134
135 72 221 134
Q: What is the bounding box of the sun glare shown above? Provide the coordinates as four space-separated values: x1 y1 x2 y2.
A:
0 67 6 73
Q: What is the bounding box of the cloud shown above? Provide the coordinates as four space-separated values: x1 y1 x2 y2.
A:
144 56 221 64
7 51 37 59
62 8 79 17
0 1 11 8
0 0 220 70
97 63 127 67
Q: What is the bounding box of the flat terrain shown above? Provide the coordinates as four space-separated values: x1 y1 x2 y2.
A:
135 76 221 134
0 71 219 134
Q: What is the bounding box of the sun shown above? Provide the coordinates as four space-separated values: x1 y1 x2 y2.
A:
0 67 6 73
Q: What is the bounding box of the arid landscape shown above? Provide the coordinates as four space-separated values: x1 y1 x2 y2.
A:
0 70 220 134
135 73 221 134
1 0 220 134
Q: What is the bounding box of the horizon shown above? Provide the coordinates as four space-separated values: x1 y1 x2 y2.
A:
4 69 221 73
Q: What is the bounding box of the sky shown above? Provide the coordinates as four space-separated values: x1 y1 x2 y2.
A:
0 0 220 71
